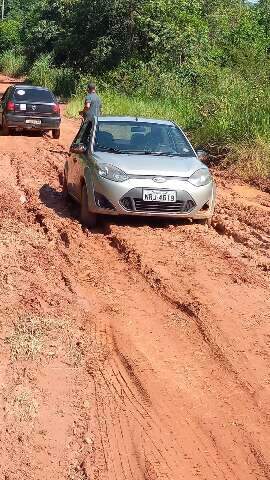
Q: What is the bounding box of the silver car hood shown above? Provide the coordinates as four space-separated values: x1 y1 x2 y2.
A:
93 152 204 177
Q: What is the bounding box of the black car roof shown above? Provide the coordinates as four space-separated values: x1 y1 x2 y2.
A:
13 85 50 90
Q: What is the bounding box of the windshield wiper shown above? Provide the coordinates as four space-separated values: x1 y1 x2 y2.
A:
131 150 180 156
145 151 177 156
96 145 124 154
96 147 183 156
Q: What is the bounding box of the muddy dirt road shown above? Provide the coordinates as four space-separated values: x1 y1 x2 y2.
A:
0 75 269 480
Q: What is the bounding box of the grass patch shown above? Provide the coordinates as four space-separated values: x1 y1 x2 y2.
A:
0 49 26 77
5 314 66 360
194 76 270 145
222 138 270 181
65 90 197 128
27 54 77 99
5 313 87 366
11 387 38 422
66 81 270 183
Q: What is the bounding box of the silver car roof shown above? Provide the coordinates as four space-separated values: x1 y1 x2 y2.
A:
97 116 175 126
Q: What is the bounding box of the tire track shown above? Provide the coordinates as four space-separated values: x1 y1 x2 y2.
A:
95 343 174 477
85 323 249 480
107 232 264 401
1 111 269 479
18 143 270 479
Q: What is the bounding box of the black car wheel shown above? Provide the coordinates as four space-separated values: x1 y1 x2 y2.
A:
52 129 60 139
81 184 97 228
1 116 10 135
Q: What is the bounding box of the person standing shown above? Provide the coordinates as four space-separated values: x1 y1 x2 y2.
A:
80 82 102 120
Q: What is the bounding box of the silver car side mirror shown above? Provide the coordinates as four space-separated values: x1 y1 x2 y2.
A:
70 143 87 154
196 149 208 161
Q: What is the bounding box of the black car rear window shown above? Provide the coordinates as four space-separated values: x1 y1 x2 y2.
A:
13 88 54 103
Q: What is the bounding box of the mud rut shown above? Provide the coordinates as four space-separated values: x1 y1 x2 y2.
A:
0 83 269 479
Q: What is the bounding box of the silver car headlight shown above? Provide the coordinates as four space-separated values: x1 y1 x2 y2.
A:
189 168 212 187
98 163 129 182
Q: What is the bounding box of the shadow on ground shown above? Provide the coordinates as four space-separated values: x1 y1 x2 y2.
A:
39 184 79 221
0 129 47 137
39 184 191 234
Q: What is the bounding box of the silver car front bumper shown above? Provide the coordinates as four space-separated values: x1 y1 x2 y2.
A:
85 171 216 219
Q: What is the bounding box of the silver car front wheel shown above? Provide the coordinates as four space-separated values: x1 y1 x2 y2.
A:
81 184 97 228
195 217 212 227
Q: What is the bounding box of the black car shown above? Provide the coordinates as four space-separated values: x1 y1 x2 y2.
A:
0 85 61 138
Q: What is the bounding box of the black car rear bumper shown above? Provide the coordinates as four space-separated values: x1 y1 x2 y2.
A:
5 113 61 130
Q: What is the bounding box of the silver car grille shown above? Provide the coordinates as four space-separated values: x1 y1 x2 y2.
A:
133 199 195 213
120 197 196 213
120 188 196 214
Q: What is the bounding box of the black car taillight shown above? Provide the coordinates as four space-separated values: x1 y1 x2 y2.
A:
52 103 60 114
6 101 15 112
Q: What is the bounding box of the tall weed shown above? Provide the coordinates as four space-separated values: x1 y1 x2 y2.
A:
66 90 198 130
28 54 76 98
223 138 270 180
64 64 270 180
195 72 270 145
0 50 26 77
28 54 57 90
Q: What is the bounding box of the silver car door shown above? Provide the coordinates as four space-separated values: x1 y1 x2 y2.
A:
72 121 94 198
68 121 89 198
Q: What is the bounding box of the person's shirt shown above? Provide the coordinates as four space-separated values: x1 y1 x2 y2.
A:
85 92 102 119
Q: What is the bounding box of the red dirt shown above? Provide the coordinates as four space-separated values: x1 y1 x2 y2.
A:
0 75 269 480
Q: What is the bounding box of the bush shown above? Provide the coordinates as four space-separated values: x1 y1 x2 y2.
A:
28 54 77 98
194 71 270 145
0 50 27 76
222 138 270 181
67 64 270 141
0 19 21 51
103 59 187 98
66 89 199 133
67 63 200 130
28 54 57 90
65 63 270 183
54 68 77 99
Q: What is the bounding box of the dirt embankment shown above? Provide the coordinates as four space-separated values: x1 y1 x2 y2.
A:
0 75 269 480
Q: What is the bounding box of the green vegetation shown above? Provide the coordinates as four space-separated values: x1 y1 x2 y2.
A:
27 54 76 98
66 91 195 127
0 0 270 180
224 139 270 181
0 49 26 76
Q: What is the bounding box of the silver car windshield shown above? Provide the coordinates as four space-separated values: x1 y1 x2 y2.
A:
94 121 194 157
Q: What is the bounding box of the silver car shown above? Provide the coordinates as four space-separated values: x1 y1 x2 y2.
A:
64 116 216 227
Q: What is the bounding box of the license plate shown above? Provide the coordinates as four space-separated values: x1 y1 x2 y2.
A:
20 104 26 111
143 189 177 202
25 119 41 125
